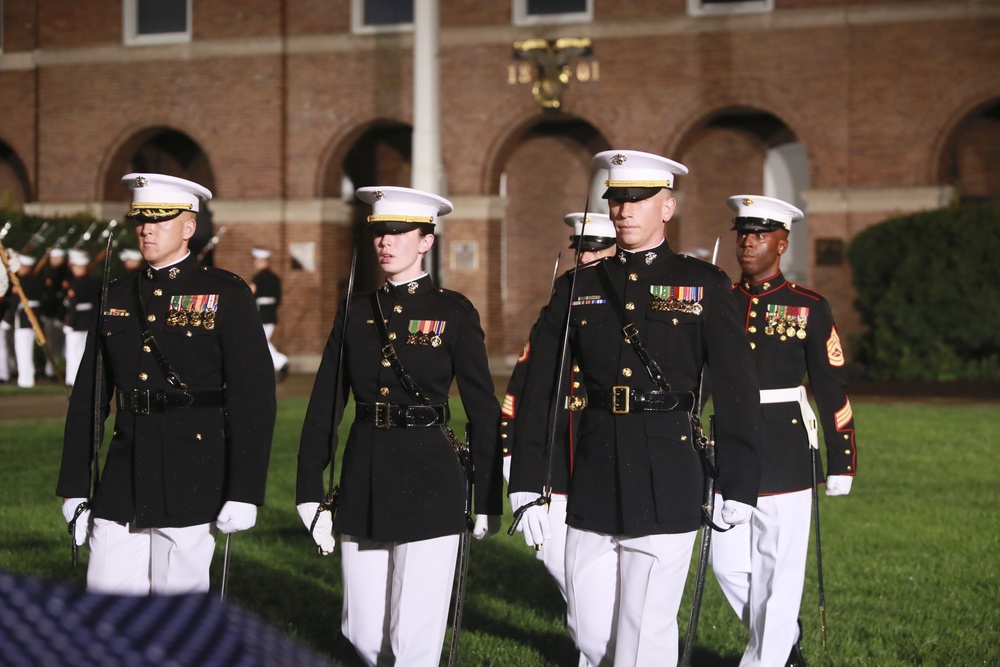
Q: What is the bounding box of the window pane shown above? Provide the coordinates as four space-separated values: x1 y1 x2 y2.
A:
137 0 187 35
364 0 413 26
527 0 586 15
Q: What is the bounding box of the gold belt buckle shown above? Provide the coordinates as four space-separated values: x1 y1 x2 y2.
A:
611 386 630 414
374 402 391 429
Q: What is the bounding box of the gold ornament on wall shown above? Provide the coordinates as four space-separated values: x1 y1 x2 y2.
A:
512 37 594 110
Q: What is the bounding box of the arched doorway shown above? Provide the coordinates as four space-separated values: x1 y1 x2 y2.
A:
494 115 607 360
321 120 413 294
0 141 31 210
676 109 810 284
104 128 215 258
944 98 1000 203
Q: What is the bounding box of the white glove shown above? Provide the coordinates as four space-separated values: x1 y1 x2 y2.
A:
509 491 551 548
473 514 501 540
825 475 854 496
61 497 90 547
62 325 73 335
297 502 335 555
502 455 512 485
720 499 753 526
215 501 257 534
0 320 10 331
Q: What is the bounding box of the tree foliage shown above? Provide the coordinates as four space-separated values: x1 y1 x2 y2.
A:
848 203 1000 380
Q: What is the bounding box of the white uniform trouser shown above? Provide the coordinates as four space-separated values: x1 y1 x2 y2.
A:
538 493 571 599
340 533 460 667
567 527 696 667
711 489 812 667
539 495 596 667
86 518 217 595
0 325 11 381
14 327 36 388
63 328 88 387
262 323 288 371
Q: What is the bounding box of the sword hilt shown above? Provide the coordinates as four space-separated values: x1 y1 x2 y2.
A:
68 500 90 569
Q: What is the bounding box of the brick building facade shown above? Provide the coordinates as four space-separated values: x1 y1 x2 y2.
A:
2 0 998 374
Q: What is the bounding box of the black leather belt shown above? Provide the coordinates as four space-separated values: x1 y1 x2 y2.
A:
116 388 227 415
355 402 449 429
585 387 695 414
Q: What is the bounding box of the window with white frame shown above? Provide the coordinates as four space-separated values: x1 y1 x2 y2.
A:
688 0 773 16
514 0 592 26
352 0 414 34
124 0 191 46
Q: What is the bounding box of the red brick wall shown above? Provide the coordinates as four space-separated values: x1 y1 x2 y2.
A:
2 1 999 366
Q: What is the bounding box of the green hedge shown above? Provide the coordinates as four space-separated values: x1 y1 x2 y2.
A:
847 202 1000 380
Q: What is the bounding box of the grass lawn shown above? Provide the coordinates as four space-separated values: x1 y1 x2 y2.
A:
1 397 997 666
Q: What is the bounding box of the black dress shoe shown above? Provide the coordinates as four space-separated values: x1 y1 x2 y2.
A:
786 619 807 667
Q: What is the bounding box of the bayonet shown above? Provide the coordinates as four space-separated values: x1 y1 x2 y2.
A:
197 225 228 261
72 221 99 249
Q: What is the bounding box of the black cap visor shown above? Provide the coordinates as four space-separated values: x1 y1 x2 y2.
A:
731 217 787 233
570 235 616 251
603 186 665 203
367 221 436 235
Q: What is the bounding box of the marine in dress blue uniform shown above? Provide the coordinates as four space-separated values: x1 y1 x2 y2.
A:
296 186 503 667
250 247 289 379
509 151 761 666
62 249 100 387
57 173 276 595
502 211 617 667
710 195 858 667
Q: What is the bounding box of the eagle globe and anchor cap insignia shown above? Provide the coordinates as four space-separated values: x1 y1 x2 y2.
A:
611 153 628 166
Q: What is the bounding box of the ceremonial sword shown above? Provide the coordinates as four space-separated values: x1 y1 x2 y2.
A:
680 236 722 667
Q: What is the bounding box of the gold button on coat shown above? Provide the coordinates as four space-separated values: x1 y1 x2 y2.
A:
147 314 155 322
139 373 148 381
622 368 633 377
153 289 163 296
380 387 389 396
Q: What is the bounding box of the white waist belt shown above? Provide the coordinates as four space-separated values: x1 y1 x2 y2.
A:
75 303 94 311
256 297 277 305
760 385 818 450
